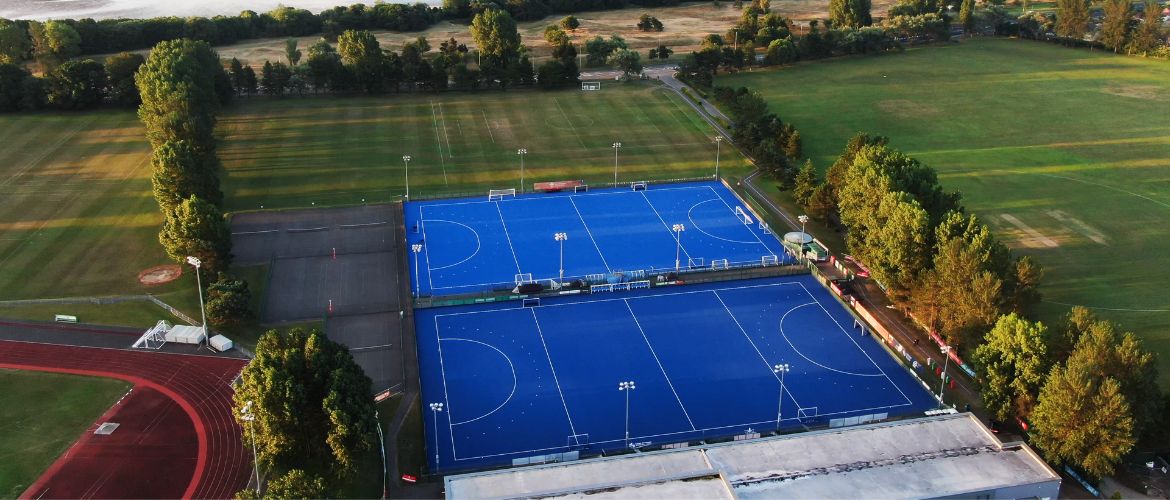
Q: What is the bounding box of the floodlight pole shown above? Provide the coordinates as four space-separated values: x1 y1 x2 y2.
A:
554 232 568 284
241 401 261 496
619 381 635 448
517 148 528 193
411 244 423 297
714 136 723 180
402 155 412 199
939 345 952 406
672 224 685 272
186 256 207 346
773 364 789 432
798 215 809 264
429 403 444 466
612 142 622 187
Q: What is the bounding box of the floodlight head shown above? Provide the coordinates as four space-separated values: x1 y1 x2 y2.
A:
612 142 622 148
186 256 201 268
554 232 568 241
672 223 685 232
517 148 527 154
429 402 444 412
798 215 809 224
941 345 952 354
773 363 789 373
715 135 723 142
411 243 423 253
242 401 253 413
402 155 412 162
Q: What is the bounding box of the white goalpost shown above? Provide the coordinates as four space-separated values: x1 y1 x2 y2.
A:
734 206 753 225
488 188 516 201
581 82 601 91
630 181 648 191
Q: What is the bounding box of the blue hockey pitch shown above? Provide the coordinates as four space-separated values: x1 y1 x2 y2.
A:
404 181 792 296
415 275 938 472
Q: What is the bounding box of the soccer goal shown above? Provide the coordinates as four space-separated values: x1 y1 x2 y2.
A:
688 257 705 269
762 255 779 266
759 221 772 234
573 184 589 193
734 206 753 225
630 181 648 191
711 259 730 270
581 81 601 91
798 406 819 422
515 273 534 285
522 297 541 308
488 188 517 201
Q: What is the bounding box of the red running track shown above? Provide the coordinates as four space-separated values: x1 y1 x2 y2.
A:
0 340 250 499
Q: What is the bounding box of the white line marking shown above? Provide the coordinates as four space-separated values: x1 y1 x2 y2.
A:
420 205 435 293
494 202 522 274
529 308 580 441
480 109 496 143
231 229 279 235
349 343 394 352
428 100 450 185
416 185 716 209
622 299 697 430
287 226 328 233
999 213 1059 248
433 315 457 461
438 101 454 160
777 302 884 377
687 199 760 244
421 219 481 271
639 190 693 263
339 221 389 229
441 337 517 426
704 185 774 249
797 283 914 406
568 197 612 272
551 97 588 150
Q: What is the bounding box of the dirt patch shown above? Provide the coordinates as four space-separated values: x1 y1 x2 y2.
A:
1101 84 1167 101
137 264 182 286
875 99 942 119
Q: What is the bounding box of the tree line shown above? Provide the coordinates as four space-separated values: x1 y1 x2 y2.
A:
1015 0 1168 57
134 38 252 327
791 133 1165 480
0 0 691 61
711 86 802 181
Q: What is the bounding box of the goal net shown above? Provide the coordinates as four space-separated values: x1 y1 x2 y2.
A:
488 188 517 201
798 406 819 421
630 181 648 191
515 273 534 285
688 257 705 269
759 221 772 234
711 259 730 270
762 255 779 266
581 82 601 91
734 206 753 225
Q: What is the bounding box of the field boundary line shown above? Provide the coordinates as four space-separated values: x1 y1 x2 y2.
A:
480 109 496 143
432 315 458 461
428 100 450 186
493 202 523 275
437 101 454 160
442 337 517 426
777 302 884 377
703 186 774 249
711 291 804 406
639 191 694 263
568 197 613 272
421 219 482 271
528 308 580 442
622 299 697 431
551 97 588 151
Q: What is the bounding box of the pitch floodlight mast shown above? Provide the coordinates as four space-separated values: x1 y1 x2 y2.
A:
240 401 261 496
411 244 423 297
798 214 809 263
714 135 723 180
772 363 790 432
672 224 685 272
618 381 636 447
554 232 568 284
517 148 528 193
611 142 622 187
402 155 412 199
429 402 444 465
186 256 208 348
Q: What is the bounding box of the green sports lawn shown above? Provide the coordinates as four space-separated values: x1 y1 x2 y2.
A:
0 369 131 497
718 38 1170 382
218 83 748 210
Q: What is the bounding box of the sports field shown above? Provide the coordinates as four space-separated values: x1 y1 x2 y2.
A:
405 181 790 295
0 369 130 497
218 84 749 211
416 274 938 472
718 39 1170 383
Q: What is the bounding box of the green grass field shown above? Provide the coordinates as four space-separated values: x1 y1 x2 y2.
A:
718 39 1170 383
0 369 131 497
218 83 748 210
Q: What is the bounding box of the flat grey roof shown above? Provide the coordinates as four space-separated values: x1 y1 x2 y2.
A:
444 413 1060 499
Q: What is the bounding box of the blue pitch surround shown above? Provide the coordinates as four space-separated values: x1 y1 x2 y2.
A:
416 275 938 472
404 181 792 296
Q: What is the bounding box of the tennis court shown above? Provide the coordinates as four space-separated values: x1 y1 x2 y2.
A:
404 181 791 296
415 275 938 472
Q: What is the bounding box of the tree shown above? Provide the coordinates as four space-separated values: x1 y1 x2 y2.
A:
765 38 797 64
29 21 80 72
159 195 232 275
46 59 106 110
206 274 253 326
585 35 627 65
829 0 873 28
784 128 802 158
637 14 665 32
151 139 222 214
1031 358 1135 478
792 160 818 207
544 25 571 47
233 328 378 487
974 314 1051 421
1126 0 1166 55
608 49 642 79
959 0 975 31
305 39 340 91
242 66 257 95
1010 255 1043 315
105 52 145 106
285 38 302 66
337 29 384 93
261 60 292 96
1055 0 1091 44
0 63 31 111
0 19 30 65
654 45 673 59
1099 0 1132 53
560 15 580 31
471 8 522 62
229 58 246 92
135 39 222 153
264 469 328 499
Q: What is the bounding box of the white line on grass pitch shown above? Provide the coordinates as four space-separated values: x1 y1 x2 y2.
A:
480 109 496 143
428 100 450 185
551 97 588 151
529 308 581 443
622 299 697 431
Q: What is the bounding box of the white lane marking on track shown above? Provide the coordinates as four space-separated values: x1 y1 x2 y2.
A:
777 302 884 377
421 219 482 271
529 308 580 443
687 199 760 244
441 337 518 426
622 299 697 431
